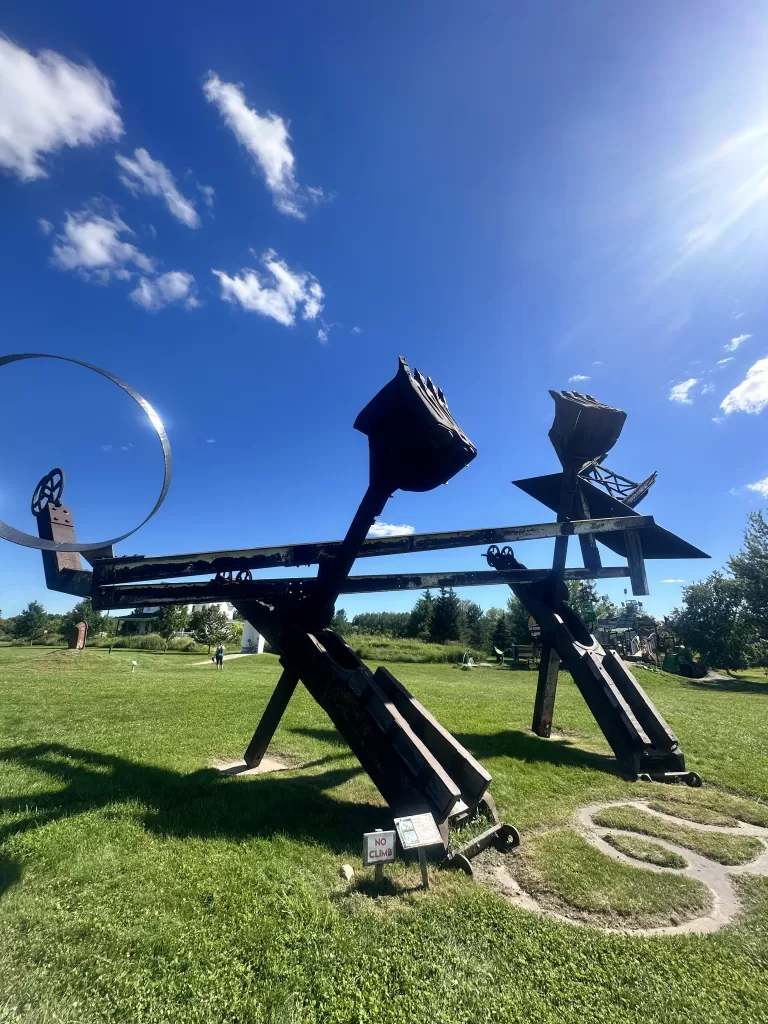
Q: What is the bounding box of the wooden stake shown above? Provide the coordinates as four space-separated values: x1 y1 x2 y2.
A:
418 848 429 890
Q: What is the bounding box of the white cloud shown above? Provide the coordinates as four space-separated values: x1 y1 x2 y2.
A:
351 326 362 335
206 438 216 444
213 250 323 326
720 357 768 415
318 327 329 343
116 148 200 228
367 522 415 538
662 579 685 583
101 444 112 452
731 311 744 319
37 217 53 235
197 183 215 208
51 204 155 281
203 72 316 218
701 383 715 395
0 36 122 181
747 476 768 497
669 378 698 404
568 374 590 382
712 416 723 424
129 270 199 311
717 357 733 366
592 360 603 366
725 333 752 352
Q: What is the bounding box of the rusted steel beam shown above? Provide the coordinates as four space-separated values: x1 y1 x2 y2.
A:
91 515 655 587
94 565 632 610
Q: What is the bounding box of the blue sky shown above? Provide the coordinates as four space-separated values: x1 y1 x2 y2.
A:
2 1 768 620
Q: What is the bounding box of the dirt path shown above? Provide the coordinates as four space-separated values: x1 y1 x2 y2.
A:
479 798 768 936
193 652 256 666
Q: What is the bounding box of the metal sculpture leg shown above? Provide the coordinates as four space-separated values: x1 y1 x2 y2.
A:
244 668 301 767
532 643 560 738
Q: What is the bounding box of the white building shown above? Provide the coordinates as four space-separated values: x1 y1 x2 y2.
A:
118 602 265 653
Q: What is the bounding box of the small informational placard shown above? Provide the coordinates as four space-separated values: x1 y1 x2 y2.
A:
528 616 541 638
394 812 442 850
363 830 396 867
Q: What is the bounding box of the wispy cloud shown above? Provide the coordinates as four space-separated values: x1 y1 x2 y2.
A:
747 476 768 497
197 183 215 208
721 357 768 415
568 374 590 383
592 360 603 366
701 383 715 395
717 357 733 366
51 202 155 282
367 522 415 538
129 270 199 311
725 333 752 352
317 326 329 343
669 378 698 404
662 579 685 583
116 148 200 228
205 438 216 444
204 72 320 218
213 249 323 326
351 326 362 335
100 444 112 452
37 217 53 235
0 36 122 181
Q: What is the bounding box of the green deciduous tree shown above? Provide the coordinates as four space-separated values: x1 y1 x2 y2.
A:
61 598 104 639
668 572 752 672
189 606 235 653
154 605 190 651
12 601 47 644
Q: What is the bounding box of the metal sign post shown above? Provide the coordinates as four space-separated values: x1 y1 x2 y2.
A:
394 813 444 889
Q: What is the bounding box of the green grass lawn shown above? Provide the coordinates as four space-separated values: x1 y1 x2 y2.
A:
2 647 768 1023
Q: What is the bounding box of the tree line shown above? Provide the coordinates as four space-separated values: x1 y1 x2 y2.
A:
0 599 240 653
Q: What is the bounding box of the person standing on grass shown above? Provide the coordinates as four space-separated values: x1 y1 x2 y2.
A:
215 643 225 670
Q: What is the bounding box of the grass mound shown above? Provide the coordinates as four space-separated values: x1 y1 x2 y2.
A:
592 806 765 865
513 829 709 926
603 832 688 868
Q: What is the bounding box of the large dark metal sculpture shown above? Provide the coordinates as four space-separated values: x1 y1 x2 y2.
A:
2 356 709 861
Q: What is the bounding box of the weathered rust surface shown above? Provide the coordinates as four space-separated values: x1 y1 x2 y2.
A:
91 515 657 586
93 565 633 610
67 621 88 650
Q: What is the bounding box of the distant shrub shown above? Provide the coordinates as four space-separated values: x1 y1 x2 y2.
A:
348 634 484 665
167 636 199 652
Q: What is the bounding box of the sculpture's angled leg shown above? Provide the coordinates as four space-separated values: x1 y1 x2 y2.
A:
244 668 300 767
532 643 560 738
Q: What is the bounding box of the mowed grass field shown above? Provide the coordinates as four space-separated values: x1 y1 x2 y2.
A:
1 646 768 1024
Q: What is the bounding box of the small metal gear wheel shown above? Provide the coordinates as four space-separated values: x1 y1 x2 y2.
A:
215 571 234 585
31 468 65 518
234 569 253 582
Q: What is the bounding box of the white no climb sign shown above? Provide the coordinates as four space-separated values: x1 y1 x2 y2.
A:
363 829 396 867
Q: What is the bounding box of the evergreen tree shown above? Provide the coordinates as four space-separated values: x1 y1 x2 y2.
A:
729 510 768 635
492 613 511 653
406 590 434 640
330 608 350 634
430 587 465 644
461 601 488 651
506 595 531 644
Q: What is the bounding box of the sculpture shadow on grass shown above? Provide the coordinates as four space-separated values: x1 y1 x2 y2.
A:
0 742 377 900
685 677 768 696
291 726 621 777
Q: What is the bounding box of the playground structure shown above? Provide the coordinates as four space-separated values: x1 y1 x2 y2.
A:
2 354 709 862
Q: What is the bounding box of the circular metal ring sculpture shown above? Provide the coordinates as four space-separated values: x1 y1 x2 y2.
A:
31 468 65 517
0 354 172 552
235 569 253 583
215 571 234 584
